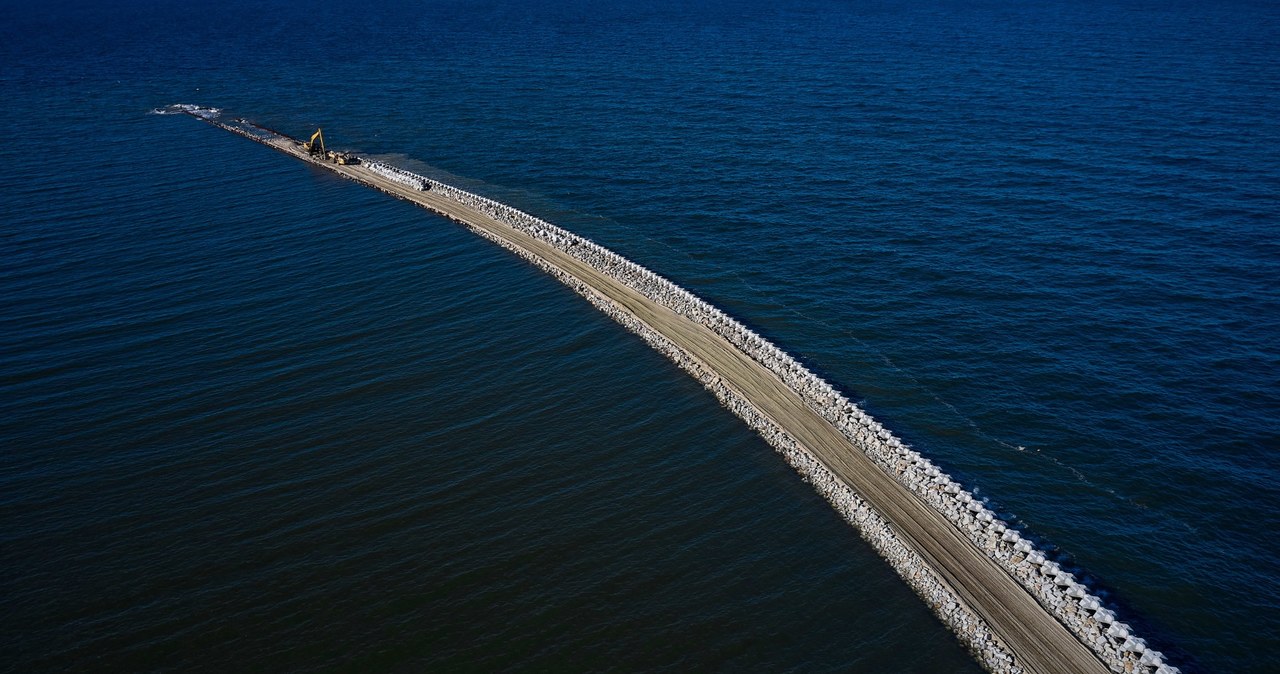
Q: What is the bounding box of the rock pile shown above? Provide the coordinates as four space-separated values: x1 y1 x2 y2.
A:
364 161 430 191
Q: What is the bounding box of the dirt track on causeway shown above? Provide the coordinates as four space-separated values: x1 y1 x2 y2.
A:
265 135 1109 674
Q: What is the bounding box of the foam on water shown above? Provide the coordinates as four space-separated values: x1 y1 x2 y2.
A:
151 104 221 118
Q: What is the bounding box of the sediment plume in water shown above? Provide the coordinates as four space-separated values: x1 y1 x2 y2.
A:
184 108 1179 674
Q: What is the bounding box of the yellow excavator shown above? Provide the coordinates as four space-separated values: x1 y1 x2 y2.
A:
302 128 356 165
302 128 325 156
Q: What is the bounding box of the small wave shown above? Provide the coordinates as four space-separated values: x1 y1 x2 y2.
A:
150 104 222 119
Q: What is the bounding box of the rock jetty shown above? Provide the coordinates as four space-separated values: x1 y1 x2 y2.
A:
354 159 1175 674
181 108 1179 674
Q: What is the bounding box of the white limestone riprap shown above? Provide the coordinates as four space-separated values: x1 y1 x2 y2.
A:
353 157 1176 674
190 113 1171 674
364 161 430 191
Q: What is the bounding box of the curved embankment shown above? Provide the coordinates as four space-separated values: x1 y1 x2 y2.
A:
184 109 1177 674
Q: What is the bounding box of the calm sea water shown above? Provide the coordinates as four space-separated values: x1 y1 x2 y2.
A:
3 0 1277 671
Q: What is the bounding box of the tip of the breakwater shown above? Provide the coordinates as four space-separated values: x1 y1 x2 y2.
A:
179 109 1181 674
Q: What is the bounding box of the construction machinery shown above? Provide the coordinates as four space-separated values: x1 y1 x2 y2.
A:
302 128 357 165
302 128 325 156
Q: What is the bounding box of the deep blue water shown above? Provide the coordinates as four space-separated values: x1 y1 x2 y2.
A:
3 0 1278 671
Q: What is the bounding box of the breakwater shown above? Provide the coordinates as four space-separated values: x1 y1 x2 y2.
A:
182 107 1177 674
